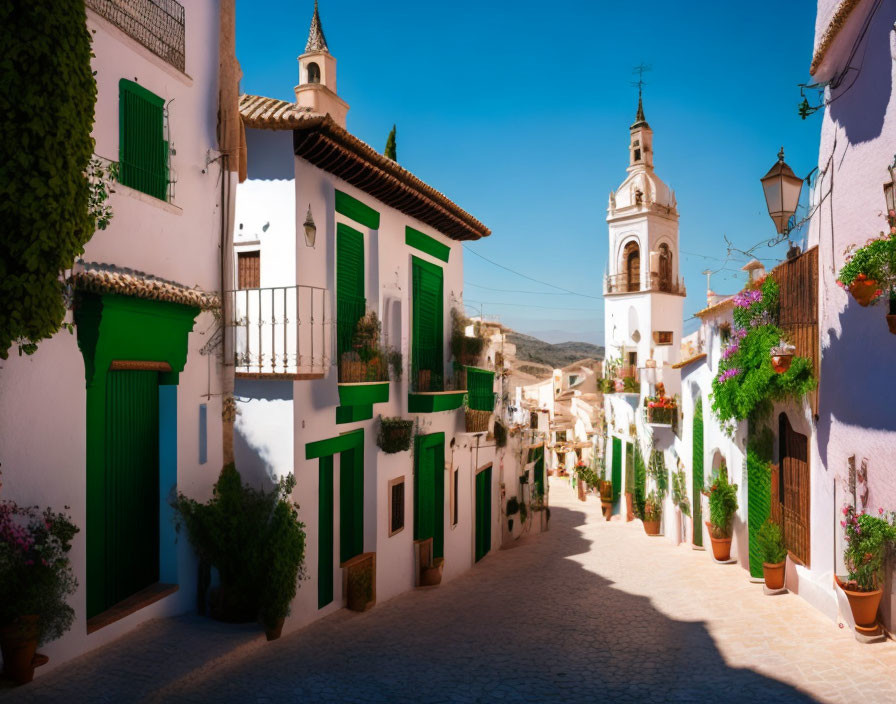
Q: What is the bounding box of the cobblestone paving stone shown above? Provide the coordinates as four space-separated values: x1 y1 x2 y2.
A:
10 477 896 703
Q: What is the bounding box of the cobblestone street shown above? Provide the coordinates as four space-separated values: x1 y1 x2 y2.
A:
10 477 896 704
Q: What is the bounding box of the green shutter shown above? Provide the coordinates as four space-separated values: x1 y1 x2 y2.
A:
318 456 334 608
534 447 545 496
412 258 444 391
337 223 366 359
475 466 492 562
611 437 622 502
89 370 159 618
466 367 495 411
339 447 363 564
414 434 445 558
692 399 704 547
633 442 646 519
119 79 167 200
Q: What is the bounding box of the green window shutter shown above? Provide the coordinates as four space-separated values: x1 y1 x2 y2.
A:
337 223 366 359
534 447 545 496
318 456 334 608
611 437 622 501
692 400 704 547
339 447 363 564
475 467 492 562
412 257 443 391
119 79 167 200
466 367 495 411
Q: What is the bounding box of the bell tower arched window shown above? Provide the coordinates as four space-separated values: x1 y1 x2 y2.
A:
623 242 640 292
658 243 672 292
307 62 321 84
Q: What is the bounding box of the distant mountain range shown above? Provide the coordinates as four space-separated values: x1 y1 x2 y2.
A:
506 330 604 370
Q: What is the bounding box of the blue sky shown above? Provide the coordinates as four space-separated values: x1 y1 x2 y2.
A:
237 1 822 345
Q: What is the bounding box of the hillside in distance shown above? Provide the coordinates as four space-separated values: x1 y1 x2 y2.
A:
505 330 604 370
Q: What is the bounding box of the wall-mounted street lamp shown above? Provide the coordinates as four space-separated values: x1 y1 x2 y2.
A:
760 148 804 235
303 205 316 248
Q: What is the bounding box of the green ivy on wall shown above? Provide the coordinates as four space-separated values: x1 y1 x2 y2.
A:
0 0 98 358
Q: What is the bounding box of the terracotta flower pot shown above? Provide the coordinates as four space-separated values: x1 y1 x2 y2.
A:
887 314 896 335
0 615 40 685
264 617 285 641
643 518 661 536
705 522 732 561
771 354 792 374
600 500 613 521
838 579 883 628
577 481 586 502
763 561 786 590
420 558 444 587
625 492 634 522
849 278 879 307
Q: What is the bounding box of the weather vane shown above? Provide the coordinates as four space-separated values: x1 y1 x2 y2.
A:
631 63 651 93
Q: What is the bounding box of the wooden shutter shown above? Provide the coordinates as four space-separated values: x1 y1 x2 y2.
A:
780 414 810 566
237 251 260 289
318 455 334 608
119 79 167 200
337 224 366 358
94 370 159 616
412 258 444 390
692 400 704 547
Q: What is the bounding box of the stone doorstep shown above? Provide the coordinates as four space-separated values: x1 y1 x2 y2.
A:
86 583 179 634
763 586 788 596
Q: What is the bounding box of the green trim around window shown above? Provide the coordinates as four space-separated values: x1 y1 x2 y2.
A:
408 391 467 413
337 381 389 407
405 227 450 263
335 190 380 230
305 428 364 460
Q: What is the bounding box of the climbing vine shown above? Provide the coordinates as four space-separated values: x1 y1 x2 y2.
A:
710 277 815 432
1 1 98 358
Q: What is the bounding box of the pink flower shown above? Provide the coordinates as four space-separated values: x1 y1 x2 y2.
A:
840 520 846 527
879 507 884 515
842 506 849 515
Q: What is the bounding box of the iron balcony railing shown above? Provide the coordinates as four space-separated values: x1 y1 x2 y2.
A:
336 295 367 362
412 345 445 392
87 0 186 72
227 285 331 376
604 273 686 296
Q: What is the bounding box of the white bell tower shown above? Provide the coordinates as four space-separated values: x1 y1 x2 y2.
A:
603 91 685 384
295 1 349 127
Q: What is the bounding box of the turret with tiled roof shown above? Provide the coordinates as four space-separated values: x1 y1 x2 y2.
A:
295 1 348 126
304 0 328 53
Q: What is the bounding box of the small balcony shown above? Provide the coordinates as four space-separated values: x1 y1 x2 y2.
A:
227 285 330 379
604 273 686 296
408 346 466 413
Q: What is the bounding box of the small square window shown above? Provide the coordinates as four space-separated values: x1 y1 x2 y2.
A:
389 477 405 536
634 149 642 161
653 331 673 345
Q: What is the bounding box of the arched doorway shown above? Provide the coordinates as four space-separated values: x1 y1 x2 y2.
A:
623 242 640 292
692 397 704 547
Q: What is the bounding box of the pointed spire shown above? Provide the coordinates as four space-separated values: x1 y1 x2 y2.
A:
631 89 649 129
305 0 328 53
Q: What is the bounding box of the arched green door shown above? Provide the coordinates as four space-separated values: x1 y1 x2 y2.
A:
692 397 704 547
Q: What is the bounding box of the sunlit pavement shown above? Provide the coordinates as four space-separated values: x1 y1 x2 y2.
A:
11 477 896 703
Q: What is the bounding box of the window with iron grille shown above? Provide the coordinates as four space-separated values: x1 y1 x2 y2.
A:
119 79 168 200
87 0 186 73
389 477 405 536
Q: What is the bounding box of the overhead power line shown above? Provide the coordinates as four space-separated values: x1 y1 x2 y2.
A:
466 282 588 296
464 298 603 313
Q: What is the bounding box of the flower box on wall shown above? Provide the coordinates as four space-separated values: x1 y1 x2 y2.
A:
408 390 466 413
337 381 390 407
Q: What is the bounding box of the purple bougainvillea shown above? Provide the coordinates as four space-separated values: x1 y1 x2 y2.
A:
718 368 741 382
721 341 740 360
733 289 762 308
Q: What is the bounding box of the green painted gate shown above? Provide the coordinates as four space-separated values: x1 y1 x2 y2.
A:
318 456 334 608
692 398 704 547
414 433 445 558
475 465 492 562
611 437 622 501
93 370 160 616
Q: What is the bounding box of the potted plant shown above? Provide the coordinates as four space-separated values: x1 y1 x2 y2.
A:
450 309 486 367
770 341 796 374
172 464 307 639
0 501 78 685
343 553 375 612
836 234 895 307
645 394 677 425
376 417 414 453
574 460 588 501
340 311 393 383
756 519 787 590
837 505 896 633
703 471 738 562
642 491 662 536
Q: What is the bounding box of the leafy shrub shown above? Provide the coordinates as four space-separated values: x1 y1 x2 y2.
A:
644 490 662 521
704 471 738 539
836 234 896 291
841 506 896 592
506 497 520 516
670 468 690 517
756 520 787 564
172 464 306 627
376 417 414 453
633 443 647 520
450 308 486 364
493 420 507 448
0 501 79 645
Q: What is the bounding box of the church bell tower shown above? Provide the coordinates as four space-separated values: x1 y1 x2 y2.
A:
295 1 350 127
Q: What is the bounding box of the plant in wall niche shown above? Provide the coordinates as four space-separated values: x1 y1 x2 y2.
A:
0 501 79 685
172 464 306 640
376 417 414 454
703 471 738 562
757 519 787 590
838 505 896 631
1 1 98 358
711 277 815 432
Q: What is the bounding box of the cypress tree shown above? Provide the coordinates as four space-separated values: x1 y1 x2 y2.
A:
384 124 397 161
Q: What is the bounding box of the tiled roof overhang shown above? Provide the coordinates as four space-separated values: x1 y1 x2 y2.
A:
240 94 490 242
71 262 220 310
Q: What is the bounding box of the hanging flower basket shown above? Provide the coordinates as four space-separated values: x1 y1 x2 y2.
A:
771 354 793 374
376 417 414 453
848 277 881 307
465 408 491 433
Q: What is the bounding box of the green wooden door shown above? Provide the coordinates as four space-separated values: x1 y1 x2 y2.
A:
414 434 445 558
339 447 363 564
475 466 492 562
611 437 622 501
337 223 365 360
411 258 444 390
318 456 334 608
91 370 159 617
693 399 704 547
534 447 545 497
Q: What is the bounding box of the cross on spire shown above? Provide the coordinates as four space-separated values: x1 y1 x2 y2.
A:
305 0 328 53
630 63 651 128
